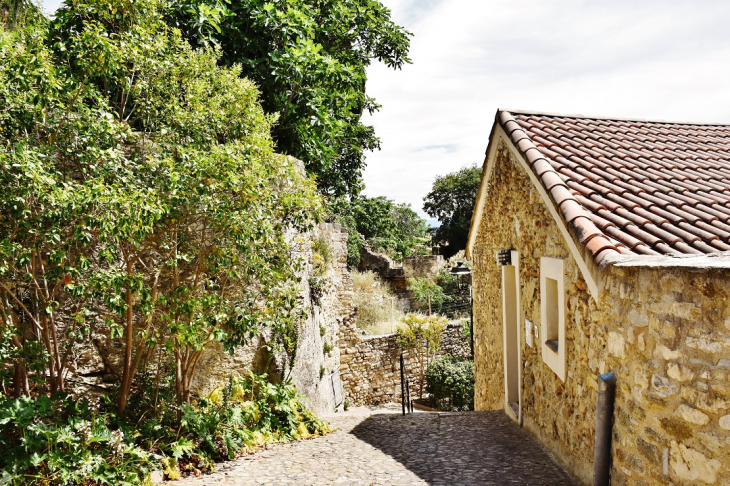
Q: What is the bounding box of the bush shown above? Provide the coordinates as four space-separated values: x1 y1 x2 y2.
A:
425 357 474 411
0 373 331 485
0 394 156 486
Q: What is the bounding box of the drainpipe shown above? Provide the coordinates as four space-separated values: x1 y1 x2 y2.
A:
593 371 616 486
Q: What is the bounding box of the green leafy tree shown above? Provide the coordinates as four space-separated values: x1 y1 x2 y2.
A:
166 0 412 198
407 277 445 316
0 0 321 415
396 313 445 399
332 196 429 266
423 164 481 258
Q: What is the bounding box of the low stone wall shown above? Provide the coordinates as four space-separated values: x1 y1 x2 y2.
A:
338 322 470 405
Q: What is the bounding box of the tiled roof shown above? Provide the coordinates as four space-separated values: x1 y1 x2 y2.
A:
497 110 730 264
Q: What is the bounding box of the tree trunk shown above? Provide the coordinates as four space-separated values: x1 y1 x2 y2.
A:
12 361 29 398
118 267 134 416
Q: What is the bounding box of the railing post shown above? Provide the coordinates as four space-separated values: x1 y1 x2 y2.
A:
593 371 616 486
406 379 411 414
400 352 406 416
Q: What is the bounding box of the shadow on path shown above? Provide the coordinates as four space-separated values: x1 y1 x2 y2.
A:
348 410 579 486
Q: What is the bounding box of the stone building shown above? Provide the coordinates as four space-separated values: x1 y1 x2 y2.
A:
467 110 730 485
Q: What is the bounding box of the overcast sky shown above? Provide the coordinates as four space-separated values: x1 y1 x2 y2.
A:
40 0 730 221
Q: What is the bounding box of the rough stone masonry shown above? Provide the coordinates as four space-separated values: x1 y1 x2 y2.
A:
471 140 730 486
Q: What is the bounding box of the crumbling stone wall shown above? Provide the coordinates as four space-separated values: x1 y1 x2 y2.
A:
402 255 443 279
471 140 730 485
338 321 470 405
358 245 410 295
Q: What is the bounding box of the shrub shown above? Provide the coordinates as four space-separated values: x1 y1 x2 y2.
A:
397 313 446 399
0 373 331 485
0 394 157 486
425 357 474 411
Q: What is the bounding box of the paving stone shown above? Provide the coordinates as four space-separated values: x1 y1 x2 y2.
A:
177 410 578 485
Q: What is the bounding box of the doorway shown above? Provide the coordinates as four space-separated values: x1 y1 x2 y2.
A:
501 251 521 422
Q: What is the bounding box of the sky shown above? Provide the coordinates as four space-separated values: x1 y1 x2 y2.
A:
360 0 730 219
40 0 730 221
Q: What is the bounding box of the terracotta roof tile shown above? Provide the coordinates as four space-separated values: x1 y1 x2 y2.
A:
497 109 730 262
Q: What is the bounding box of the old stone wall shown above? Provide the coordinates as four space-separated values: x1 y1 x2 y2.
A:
599 263 730 486
471 140 601 484
471 139 730 485
338 321 470 405
402 255 443 280
190 223 355 416
358 245 410 296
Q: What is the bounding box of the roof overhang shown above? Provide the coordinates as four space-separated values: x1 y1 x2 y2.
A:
467 115 599 300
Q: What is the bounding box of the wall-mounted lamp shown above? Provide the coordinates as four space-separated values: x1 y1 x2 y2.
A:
497 249 512 266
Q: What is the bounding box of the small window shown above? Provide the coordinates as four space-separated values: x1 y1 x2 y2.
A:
541 258 566 381
545 277 559 353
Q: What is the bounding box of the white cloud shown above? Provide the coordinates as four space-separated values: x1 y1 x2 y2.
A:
362 0 730 218
40 0 63 14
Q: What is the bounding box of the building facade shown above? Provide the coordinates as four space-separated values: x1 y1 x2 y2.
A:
468 110 730 485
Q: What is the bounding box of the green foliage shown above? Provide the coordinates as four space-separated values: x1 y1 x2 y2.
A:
0 374 331 484
0 394 157 486
396 313 445 399
167 0 412 198
460 318 472 341
312 237 331 276
332 196 430 265
319 324 326 337
425 357 474 411
407 277 446 313
0 0 321 411
322 341 332 356
423 165 481 257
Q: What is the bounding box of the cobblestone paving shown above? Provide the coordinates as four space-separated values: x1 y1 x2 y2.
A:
178 410 579 486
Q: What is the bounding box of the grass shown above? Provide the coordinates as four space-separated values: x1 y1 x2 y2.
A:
352 270 404 335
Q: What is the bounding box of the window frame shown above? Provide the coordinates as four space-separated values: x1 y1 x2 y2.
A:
540 257 566 381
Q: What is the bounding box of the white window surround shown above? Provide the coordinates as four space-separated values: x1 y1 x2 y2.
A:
501 250 522 422
540 257 566 382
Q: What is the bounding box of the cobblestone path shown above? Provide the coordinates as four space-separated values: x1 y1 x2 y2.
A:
179 410 579 485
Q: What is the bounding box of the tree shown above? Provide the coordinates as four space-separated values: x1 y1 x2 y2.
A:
396 313 445 399
166 0 412 199
331 196 430 266
423 164 481 258
0 0 321 415
407 277 445 316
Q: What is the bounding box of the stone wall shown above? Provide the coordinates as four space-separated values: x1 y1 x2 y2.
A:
471 141 601 484
471 139 730 485
190 223 355 416
599 261 730 486
358 245 410 296
338 321 470 405
402 255 443 280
